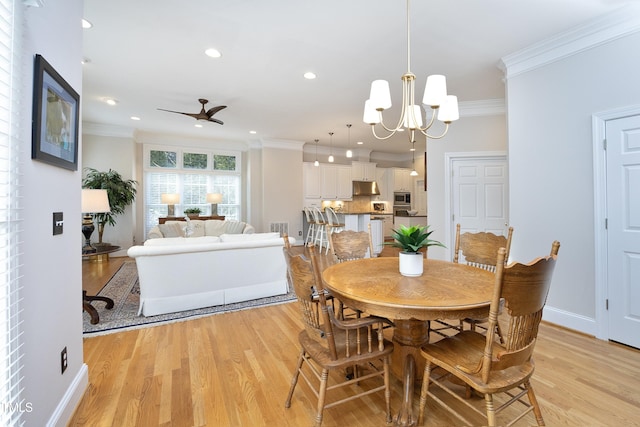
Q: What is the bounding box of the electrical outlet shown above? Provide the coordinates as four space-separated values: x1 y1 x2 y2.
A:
61 346 68 374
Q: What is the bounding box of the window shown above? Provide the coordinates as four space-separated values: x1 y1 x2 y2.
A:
143 146 241 235
0 1 25 425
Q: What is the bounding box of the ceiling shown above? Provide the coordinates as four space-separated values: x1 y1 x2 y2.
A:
81 0 631 156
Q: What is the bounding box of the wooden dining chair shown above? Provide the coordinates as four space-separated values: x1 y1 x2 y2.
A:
441 223 514 342
326 226 375 318
283 245 394 427
418 241 560 427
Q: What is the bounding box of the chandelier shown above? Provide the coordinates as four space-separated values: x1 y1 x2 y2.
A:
363 0 459 144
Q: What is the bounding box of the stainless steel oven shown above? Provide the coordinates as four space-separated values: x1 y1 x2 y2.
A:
394 192 411 205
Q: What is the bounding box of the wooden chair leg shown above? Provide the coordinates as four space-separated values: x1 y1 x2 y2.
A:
525 381 546 426
418 360 432 425
314 369 329 427
285 349 305 408
484 393 497 427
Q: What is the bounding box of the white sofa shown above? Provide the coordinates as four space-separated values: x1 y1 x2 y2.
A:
127 232 294 316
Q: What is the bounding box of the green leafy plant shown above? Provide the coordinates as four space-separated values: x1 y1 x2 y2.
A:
386 225 445 253
184 207 202 215
82 168 137 244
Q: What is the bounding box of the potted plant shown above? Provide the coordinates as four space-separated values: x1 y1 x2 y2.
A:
82 168 137 245
387 225 445 277
184 207 202 219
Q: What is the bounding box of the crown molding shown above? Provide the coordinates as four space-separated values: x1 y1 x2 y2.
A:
459 99 505 117
499 4 640 79
82 122 135 138
260 138 306 151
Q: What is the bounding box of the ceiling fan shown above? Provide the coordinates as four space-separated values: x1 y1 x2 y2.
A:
158 98 227 125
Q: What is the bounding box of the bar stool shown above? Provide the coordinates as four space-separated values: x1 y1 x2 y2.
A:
303 207 316 245
324 207 345 254
311 207 329 252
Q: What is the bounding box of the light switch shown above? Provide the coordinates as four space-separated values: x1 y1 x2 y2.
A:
53 212 63 235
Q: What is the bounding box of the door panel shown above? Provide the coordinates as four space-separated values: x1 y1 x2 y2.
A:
451 157 508 255
606 115 640 348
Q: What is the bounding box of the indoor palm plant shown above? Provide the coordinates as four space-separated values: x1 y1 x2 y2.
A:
82 168 137 245
387 225 445 276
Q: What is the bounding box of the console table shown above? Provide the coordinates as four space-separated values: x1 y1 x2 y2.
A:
158 215 225 224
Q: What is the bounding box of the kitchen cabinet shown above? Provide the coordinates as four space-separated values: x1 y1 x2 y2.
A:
352 161 377 181
375 167 392 202
393 168 413 192
320 164 352 200
369 219 384 255
303 162 321 199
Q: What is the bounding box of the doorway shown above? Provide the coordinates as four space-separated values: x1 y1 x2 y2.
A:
594 107 640 349
444 152 509 260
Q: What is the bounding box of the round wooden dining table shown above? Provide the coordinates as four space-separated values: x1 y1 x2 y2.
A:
322 256 495 427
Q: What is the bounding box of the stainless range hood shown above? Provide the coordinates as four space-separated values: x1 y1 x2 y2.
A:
352 181 380 196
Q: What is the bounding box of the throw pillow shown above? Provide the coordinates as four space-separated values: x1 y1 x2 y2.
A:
189 220 206 237
158 223 184 238
223 221 247 234
204 220 228 236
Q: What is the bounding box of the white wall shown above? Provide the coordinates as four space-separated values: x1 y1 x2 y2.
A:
82 134 136 250
426 114 508 260
260 141 304 240
506 28 640 331
21 1 86 425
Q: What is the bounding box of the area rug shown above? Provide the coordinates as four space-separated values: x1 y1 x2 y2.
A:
83 261 296 335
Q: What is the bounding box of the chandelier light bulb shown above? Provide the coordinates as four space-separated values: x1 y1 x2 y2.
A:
345 124 353 158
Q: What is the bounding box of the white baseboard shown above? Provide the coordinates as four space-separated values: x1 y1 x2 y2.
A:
46 363 89 427
543 305 598 337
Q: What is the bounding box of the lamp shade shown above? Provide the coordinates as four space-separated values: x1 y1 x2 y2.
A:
403 105 423 129
161 193 180 204
81 189 111 213
363 99 381 124
206 193 223 203
422 74 447 107
369 80 392 110
437 95 459 123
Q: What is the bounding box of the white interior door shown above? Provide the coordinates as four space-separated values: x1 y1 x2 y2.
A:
450 156 508 258
606 115 640 349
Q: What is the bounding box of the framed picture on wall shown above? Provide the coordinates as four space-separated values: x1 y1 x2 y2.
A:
31 54 80 171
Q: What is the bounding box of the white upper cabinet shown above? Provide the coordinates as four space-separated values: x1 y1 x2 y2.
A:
393 167 413 192
303 162 321 199
352 161 377 181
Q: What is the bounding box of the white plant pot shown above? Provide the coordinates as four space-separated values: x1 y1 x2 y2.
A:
399 251 424 277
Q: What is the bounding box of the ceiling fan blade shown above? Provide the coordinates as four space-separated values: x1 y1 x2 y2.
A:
157 108 200 119
206 105 227 117
208 118 224 125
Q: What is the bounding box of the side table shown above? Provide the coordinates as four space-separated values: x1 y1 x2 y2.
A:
82 245 120 324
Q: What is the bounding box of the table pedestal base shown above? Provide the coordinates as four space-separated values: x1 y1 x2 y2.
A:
391 319 430 427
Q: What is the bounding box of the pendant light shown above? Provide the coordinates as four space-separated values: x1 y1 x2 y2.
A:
314 139 320 166
345 124 353 158
328 132 334 163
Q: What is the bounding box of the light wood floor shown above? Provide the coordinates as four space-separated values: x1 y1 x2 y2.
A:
72 256 640 427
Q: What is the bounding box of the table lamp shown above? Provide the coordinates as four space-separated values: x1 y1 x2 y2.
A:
206 193 223 216
161 193 180 217
81 189 111 254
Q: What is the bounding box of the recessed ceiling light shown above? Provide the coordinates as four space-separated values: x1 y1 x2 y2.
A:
82 19 92 29
205 48 222 58
357 141 364 145
249 130 257 134
303 72 316 80
104 98 118 106
130 116 140 121
195 124 203 128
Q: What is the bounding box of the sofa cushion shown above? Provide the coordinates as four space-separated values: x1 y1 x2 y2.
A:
219 232 280 242
204 220 247 236
188 220 206 237
144 236 221 246
158 222 184 238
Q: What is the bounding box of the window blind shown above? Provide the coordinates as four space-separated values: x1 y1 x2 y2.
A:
0 0 25 425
